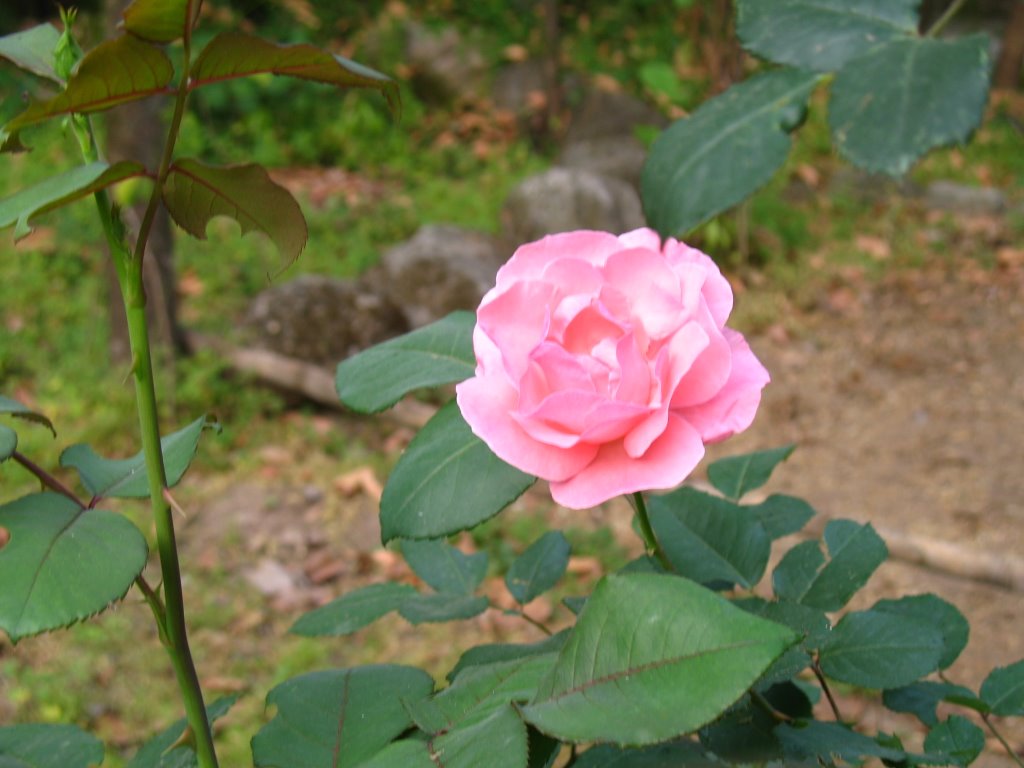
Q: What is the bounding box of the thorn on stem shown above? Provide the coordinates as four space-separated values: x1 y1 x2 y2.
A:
163 487 187 519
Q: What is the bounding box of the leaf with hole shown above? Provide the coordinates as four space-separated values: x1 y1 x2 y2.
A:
191 32 399 117
0 24 63 82
126 696 237 768
398 593 489 625
0 724 103 768
924 716 985 766
401 538 487 595
873 594 969 669
336 311 475 413
772 519 887 611
520 573 797 744
648 487 770 588
980 658 1024 716
750 494 815 539
60 415 207 499
736 0 919 72
830 35 993 176
251 665 434 768
380 401 535 542
883 681 980 727
642 69 820 237
0 395 55 435
123 0 200 44
289 583 417 637
0 161 147 240
819 609 944 689
0 493 148 641
506 531 570 605
163 160 307 266
707 444 794 500
2 35 173 151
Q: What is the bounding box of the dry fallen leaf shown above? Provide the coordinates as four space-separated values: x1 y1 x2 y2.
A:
333 466 383 502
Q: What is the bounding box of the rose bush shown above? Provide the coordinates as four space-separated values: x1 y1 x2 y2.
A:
456 228 769 509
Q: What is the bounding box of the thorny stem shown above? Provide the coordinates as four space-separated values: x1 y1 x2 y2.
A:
925 0 970 37
812 658 843 721
11 451 84 507
69 28 220 768
632 492 673 571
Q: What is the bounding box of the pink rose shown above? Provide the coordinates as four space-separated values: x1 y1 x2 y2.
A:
455 228 769 509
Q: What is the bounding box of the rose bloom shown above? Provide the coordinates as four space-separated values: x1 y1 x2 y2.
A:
455 228 769 510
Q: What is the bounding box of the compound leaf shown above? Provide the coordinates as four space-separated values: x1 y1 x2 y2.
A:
123 0 200 44
980 658 1024 716
0 23 63 82
289 583 417 637
707 444 795 501
505 531 571 605
0 724 103 768
0 395 54 435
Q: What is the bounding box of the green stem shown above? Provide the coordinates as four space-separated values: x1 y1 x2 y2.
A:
925 0 970 37
632 492 673 571
980 711 1024 767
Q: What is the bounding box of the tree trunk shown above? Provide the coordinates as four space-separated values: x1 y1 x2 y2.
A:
995 0 1024 89
102 0 188 364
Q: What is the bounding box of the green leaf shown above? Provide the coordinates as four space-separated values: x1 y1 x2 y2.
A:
642 69 819 237
873 594 969 669
289 582 417 637
698 696 781 762
648 487 770 588
772 519 888 611
736 0 919 73
123 0 200 44
775 721 907 764
0 24 63 82
980 658 1024 716
163 159 307 266
743 600 830 686
0 724 103 768
829 35 993 176
750 494 815 539
401 538 487 595
398 593 489 625
126 696 237 768
706 444 795 500
883 682 980 727
380 401 536 542
60 415 207 499
0 426 15 463
925 716 986 766
359 706 528 768
336 312 475 413
520 573 797 745
191 32 399 118
574 741 715 767
408 653 556 735
0 493 148 641
0 395 55 435
2 35 173 150
0 161 146 240
819 609 944 689
506 531 570 605
251 665 435 768
448 631 569 682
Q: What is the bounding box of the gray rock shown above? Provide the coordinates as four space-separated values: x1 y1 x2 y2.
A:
502 168 646 244
564 84 667 144
924 181 1006 215
405 21 487 104
558 135 649 188
381 225 507 328
244 274 408 365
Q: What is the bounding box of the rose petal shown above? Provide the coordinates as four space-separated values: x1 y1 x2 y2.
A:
613 331 651 405
517 391 648 446
616 228 663 251
549 414 705 509
456 374 598 481
478 280 556 380
496 231 624 287
667 317 731 409
679 329 769 442
663 237 733 325
601 248 685 339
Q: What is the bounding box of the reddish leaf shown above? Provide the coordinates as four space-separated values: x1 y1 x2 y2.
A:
123 0 201 45
191 32 399 117
2 35 173 151
163 159 307 265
